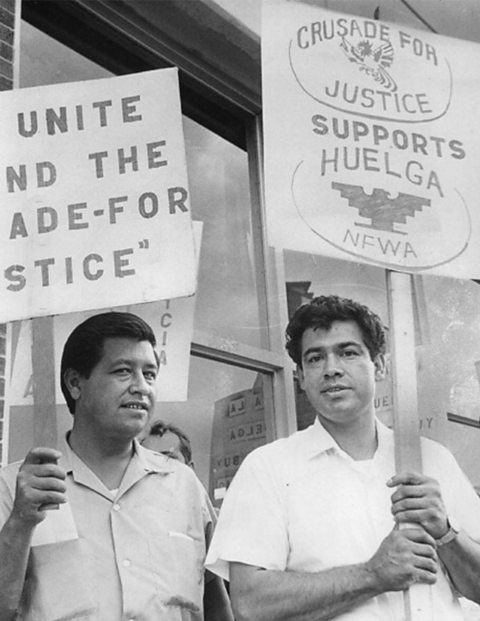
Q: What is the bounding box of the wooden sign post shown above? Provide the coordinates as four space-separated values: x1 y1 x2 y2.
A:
386 270 433 621
31 316 57 448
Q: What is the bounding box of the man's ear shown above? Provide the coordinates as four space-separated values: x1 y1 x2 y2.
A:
63 368 82 400
373 354 386 381
297 364 305 390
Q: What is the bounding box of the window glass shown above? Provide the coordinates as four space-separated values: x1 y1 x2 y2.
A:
19 20 112 86
184 117 262 348
417 275 480 493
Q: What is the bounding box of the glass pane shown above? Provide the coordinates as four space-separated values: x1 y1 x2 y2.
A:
144 356 274 507
417 275 480 494
19 21 112 86
184 117 262 348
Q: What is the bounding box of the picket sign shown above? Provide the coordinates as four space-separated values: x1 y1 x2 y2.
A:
386 270 433 621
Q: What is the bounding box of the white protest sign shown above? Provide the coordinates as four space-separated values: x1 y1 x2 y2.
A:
263 1 480 278
0 68 197 322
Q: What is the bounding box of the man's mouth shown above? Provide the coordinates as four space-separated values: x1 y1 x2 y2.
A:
321 386 349 394
123 402 149 411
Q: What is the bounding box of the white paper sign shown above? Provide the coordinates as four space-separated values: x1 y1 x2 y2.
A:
263 1 480 278
0 68 197 322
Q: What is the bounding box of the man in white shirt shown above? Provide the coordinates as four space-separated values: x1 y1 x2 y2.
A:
206 295 480 620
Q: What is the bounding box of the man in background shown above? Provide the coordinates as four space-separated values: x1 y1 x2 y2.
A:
143 419 194 468
0 311 232 621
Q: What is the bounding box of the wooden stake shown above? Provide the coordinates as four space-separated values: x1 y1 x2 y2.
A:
386 270 433 621
31 316 57 448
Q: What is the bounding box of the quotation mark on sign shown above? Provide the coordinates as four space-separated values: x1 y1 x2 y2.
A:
138 239 150 249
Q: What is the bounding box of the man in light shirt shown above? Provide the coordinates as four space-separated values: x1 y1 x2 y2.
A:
0 311 233 621
206 295 480 620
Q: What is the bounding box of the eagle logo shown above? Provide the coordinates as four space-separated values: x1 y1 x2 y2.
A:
331 182 431 235
340 37 397 92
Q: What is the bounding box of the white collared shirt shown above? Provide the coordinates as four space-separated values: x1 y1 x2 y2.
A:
206 419 480 620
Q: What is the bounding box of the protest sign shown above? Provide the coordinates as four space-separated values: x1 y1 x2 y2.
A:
263 0 480 278
0 67 197 322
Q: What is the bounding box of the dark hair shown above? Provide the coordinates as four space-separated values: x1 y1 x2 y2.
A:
286 295 386 366
61 311 157 414
148 420 193 464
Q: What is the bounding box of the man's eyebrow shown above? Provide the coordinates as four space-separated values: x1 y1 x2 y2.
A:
110 358 158 368
302 346 325 358
337 341 363 349
302 341 364 357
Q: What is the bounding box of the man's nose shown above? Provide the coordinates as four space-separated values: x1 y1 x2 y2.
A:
129 371 150 394
323 354 343 377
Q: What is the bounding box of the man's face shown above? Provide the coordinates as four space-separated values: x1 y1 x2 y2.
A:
297 320 384 429
142 431 188 465
71 337 158 441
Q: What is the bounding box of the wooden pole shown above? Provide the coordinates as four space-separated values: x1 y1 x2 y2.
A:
386 270 433 621
31 316 57 448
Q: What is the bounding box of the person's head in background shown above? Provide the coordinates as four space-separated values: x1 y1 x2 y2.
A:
142 420 194 468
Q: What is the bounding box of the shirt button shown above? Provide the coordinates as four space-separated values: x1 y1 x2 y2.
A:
112 504 120 511
122 559 131 568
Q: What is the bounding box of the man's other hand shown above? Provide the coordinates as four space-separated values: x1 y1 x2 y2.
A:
366 527 438 592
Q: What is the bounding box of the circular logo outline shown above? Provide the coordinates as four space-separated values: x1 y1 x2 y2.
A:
291 159 471 272
288 39 453 124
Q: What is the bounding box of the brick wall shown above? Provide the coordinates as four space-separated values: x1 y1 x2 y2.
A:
0 0 16 89
0 0 19 463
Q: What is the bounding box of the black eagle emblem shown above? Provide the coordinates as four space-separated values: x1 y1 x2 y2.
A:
340 37 397 92
331 182 431 235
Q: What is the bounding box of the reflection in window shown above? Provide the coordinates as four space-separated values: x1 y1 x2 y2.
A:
19 21 112 87
417 275 480 488
184 117 262 348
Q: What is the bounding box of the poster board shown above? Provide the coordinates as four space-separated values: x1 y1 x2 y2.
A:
263 0 480 279
0 67 197 322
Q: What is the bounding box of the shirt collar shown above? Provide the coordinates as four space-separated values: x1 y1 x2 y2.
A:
58 434 174 498
300 417 394 461
300 418 339 459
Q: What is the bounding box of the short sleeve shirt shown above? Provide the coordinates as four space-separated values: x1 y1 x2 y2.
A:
0 439 216 621
206 419 480 621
